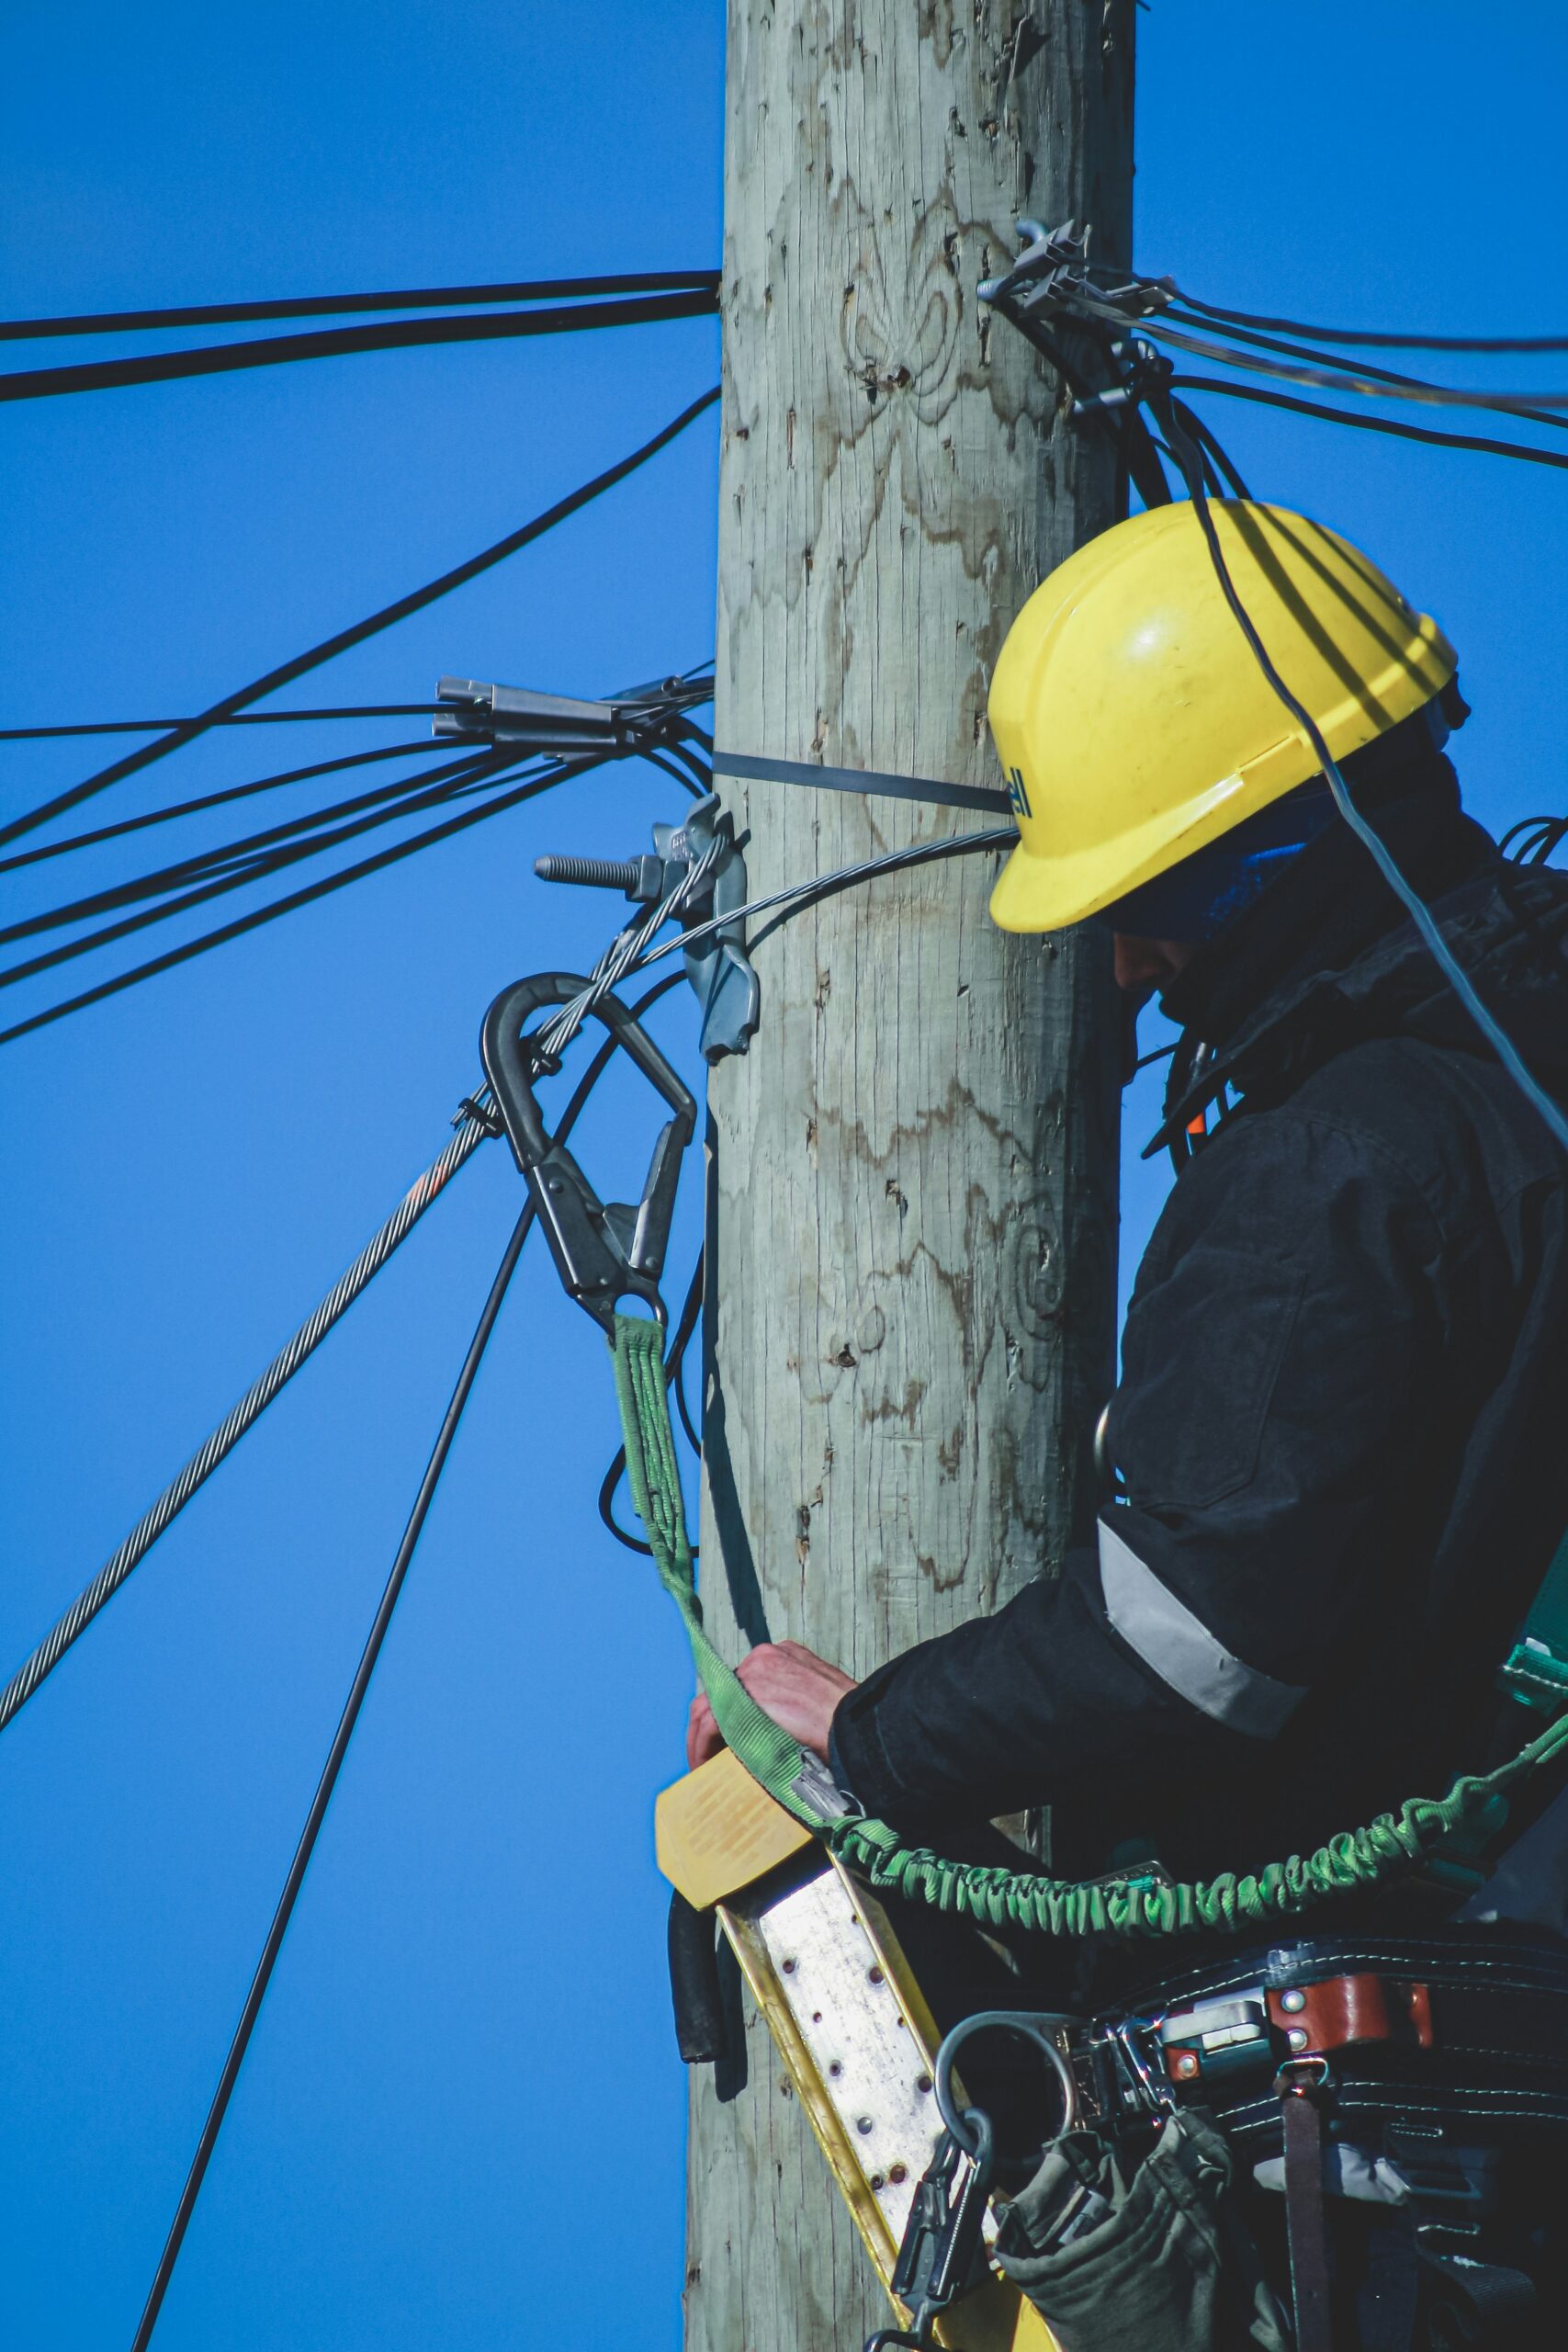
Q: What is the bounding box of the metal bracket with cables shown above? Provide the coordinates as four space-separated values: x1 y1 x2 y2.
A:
535 793 761 1061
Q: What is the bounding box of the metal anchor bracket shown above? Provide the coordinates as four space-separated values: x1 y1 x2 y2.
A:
535 793 761 1063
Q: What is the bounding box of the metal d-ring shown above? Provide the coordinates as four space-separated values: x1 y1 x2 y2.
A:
932 2010 1084 2167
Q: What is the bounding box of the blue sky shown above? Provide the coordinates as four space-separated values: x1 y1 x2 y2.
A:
3 5 1564 2345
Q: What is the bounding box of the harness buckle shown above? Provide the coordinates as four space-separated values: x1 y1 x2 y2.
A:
479 971 697 1332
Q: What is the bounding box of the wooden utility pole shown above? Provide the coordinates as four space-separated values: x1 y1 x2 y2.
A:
693 6 1133 2346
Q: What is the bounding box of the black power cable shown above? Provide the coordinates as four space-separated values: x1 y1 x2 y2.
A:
0 270 719 343
1069 288 1568 425
1170 290 1568 356
1155 307 1568 442
1151 393 1568 1159
130 1204 531 2351
1501 815 1568 866
1 288 719 405
1162 305 1568 436
0 707 447 741
0 756 581 1047
1166 375 1568 475
0 741 450 877
0 749 513 958
126 967 681 2349
0 384 719 854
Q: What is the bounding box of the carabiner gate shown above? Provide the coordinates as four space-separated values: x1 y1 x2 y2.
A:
479 971 697 1332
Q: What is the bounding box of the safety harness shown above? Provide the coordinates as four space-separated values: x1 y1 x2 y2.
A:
611 1307 1568 1941
462 949 1568 1943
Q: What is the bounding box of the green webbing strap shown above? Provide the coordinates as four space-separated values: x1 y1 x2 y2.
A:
610 1316 836 1828
610 1312 1568 1938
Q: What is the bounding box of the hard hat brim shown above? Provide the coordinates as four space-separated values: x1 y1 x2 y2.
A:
987 766 1267 935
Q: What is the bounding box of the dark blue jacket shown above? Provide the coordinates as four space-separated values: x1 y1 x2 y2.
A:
831 757 1568 1925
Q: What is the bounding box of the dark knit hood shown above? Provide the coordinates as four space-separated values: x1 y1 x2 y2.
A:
1151 751 1568 1155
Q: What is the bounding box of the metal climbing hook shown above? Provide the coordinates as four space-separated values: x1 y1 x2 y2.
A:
479 970 697 1331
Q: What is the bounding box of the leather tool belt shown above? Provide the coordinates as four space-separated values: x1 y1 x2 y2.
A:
985 1925 1568 2169
1115 1925 1568 2157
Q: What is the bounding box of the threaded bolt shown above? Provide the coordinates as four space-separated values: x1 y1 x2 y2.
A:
534 854 642 891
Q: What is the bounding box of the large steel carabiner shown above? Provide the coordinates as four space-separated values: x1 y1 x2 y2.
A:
479 971 697 1332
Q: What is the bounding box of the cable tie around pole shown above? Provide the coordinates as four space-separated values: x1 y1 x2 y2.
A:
711 748 1013 817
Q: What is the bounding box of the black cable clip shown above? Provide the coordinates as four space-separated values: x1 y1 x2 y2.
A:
866 2111 997 2352
479 971 697 1332
452 1093 506 1138
1071 335 1174 420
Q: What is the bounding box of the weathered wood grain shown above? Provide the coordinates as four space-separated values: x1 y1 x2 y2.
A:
690 6 1133 2344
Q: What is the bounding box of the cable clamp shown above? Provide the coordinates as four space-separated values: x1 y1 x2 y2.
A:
432 667 710 756
977 218 1174 328
535 794 760 1062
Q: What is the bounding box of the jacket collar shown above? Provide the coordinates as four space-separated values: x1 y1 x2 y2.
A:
1149 753 1492 1150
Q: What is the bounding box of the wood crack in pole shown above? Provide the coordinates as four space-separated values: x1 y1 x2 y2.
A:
692 4 1133 2345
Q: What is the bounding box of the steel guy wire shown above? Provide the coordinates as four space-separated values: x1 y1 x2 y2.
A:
0 383 719 853
0 970 685 1739
128 1199 532 2352
0 818 1000 1722
0 1099 498 1736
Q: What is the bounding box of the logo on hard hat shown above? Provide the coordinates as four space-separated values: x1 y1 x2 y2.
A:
1007 766 1032 820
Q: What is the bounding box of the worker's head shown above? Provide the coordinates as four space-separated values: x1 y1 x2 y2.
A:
987 501 1459 999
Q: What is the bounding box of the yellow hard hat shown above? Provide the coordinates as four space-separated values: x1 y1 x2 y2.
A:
987 500 1456 934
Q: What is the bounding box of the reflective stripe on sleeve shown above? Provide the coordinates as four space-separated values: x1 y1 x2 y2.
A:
1097 1516 1308 1739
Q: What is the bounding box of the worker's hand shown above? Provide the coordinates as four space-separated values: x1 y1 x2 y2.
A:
685 1640 859 1770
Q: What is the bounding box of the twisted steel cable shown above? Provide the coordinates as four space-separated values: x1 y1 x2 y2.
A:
0 1094 499 1736
533 830 725 1060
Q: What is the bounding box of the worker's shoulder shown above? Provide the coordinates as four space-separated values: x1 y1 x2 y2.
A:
1240 1031 1565 1247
